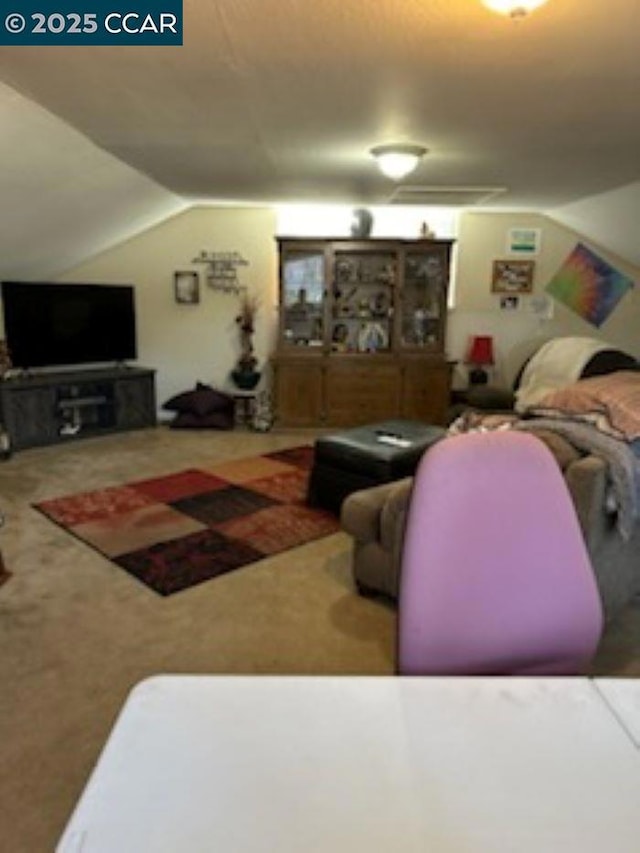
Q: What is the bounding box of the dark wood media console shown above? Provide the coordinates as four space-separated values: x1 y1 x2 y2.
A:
0 366 156 451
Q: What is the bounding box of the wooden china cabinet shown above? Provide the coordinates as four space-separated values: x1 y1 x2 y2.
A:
271 237 454 427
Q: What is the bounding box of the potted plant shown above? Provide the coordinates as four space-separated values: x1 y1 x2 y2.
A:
232 292 261 390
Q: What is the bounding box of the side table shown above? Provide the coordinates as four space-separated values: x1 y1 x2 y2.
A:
224 383 273 431
225 387 258 427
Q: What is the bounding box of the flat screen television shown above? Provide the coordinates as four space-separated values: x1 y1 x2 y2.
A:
1 281 137 369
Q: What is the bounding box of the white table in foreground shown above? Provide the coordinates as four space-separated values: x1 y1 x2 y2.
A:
57 676 640 853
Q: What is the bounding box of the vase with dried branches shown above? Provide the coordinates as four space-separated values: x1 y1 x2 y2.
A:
232 292 261 390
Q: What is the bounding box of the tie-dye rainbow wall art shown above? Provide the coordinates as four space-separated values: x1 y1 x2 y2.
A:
546 242 634 327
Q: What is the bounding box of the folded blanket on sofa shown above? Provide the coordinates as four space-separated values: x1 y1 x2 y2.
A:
518 417 640 540
514 337 610 412
527 371 640 442
449 410 640 540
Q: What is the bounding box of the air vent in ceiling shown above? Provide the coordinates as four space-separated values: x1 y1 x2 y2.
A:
388 185 507 206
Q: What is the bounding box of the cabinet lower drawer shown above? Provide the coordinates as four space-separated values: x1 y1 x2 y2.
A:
325 364 400 426
273 361 323 426
401 362 452 424
271 355 452 428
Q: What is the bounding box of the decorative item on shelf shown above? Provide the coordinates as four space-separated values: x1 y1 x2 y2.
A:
357 298 370 317
412 308 428 345
466 335 495 386
377 263 396 285
420 222 435 239
288 288 309 319
371 290 390 317
334 284 357 317
331 323 350 352
192 250 249 294
232 292 261 390
350 208 374 238
358 321 388 353
481 0 549 20
251 388 274 432
335 259 356 284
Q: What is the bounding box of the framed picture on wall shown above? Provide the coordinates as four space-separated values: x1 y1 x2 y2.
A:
507 228 541 255
500 295 519 311
491 260 535 294
174 271 200 304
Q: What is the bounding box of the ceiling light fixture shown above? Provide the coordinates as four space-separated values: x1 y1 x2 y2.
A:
370 144 427 181
481 0 549 19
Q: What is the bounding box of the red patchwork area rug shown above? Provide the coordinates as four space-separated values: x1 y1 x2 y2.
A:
35 446 339 596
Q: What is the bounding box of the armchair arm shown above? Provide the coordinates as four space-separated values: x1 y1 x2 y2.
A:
564 455 607 545
341 477 413 545
379 478 414 553
465 385 516 411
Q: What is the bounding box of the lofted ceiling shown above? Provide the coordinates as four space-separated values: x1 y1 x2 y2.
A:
0 0 638 212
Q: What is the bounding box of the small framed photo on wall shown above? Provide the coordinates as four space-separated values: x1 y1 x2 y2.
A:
174 271 200 304
491 260 535 294
507 227 541 255
500 295 519 311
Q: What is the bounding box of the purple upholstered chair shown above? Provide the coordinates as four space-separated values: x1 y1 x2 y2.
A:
397 431 603 676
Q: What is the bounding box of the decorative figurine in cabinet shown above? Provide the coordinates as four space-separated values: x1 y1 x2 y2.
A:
281 246 326 349
331 250 395 355
401 248 448 349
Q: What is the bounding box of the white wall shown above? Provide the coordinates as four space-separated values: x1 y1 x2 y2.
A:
549 182 640 269
0 82 186 281
58 206 278 410
275 204 458 240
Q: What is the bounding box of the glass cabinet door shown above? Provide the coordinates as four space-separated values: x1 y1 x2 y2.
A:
281 248 326 350
400 247 448 350
330 250 396 354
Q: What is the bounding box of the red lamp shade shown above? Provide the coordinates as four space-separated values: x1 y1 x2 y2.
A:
466 335 495 366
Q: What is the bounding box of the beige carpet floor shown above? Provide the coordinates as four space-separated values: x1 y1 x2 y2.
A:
1 425 639 852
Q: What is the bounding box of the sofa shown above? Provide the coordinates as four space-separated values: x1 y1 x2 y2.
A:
342 338 640 621
341 430 640 622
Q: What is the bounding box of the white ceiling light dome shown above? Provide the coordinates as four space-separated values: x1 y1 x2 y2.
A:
482 0 549 18
370 144 428 181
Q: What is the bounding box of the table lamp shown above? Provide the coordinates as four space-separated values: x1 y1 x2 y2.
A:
466 335 494 385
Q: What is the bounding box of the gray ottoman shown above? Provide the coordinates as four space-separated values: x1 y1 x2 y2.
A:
307 419 445 515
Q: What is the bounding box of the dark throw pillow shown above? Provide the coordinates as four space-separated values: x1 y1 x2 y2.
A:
163 383 233 417
581 349 639 378
169 411 234 430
